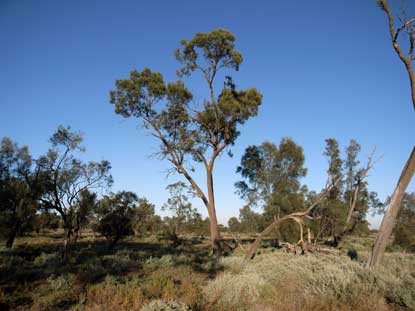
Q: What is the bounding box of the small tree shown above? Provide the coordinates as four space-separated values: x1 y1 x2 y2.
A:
162 182 199 235
227 216 241 232
96 191 136 248
38 126 112 261
72 189 97 243
110 29 262 254
131 197 159 237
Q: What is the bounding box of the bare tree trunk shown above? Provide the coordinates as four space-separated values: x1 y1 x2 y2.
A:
367 147 415 268
345 185 360 227
6 224 18 249
62 227 72 263
207 170 221 256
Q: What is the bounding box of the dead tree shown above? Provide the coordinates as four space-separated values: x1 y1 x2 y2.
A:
367 147 415 267
367 0 415 268
245 181 338 260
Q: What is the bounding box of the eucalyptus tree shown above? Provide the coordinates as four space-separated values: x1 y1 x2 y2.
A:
323 138 344 199
235 138 307 241
314 138 347 243
235 138 307 213
38 126 112 261
0 138 42 248
110 29 262 254
368 0 415 268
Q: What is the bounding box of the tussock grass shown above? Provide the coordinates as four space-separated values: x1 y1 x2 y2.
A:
205 251 415 311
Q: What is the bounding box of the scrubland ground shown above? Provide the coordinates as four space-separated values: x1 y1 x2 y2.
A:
0 231 414 311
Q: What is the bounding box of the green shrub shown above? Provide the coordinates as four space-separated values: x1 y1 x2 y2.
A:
33 252 60 268
144 255 174 270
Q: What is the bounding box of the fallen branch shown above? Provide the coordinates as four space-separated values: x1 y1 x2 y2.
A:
245 179 339 260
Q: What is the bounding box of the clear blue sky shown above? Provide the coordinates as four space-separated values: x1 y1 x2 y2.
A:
1 0 414 227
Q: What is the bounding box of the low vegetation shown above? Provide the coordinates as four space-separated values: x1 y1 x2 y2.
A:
0 231 414 311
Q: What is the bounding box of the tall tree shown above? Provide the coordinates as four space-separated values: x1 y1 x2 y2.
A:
323 138 343 199
236 138 307 213
367 0 415 268
236 138 307 241
110 29 262 254
38 126 112 261
316 138 347 243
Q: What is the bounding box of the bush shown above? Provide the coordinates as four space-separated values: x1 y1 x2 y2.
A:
81 275 145 311
140 299 190 311
347 248 358 261
144 255 174 270
77 258 107 283
33 252 60 268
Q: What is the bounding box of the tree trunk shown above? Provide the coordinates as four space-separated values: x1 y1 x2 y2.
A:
6 223 19 249
62 227 72 263
109 235 119 250
245 216 287 260
207 170 221 256
345 185 360 228
367 147 415 268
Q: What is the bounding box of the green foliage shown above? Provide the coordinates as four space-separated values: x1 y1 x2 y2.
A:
0 137 41 247
95 191 137 247
235 138 307 240
110 30 262 161
236 138 306 208
324 138 344 198
175 29 242 77
393 192 415 252
132 197 161 237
